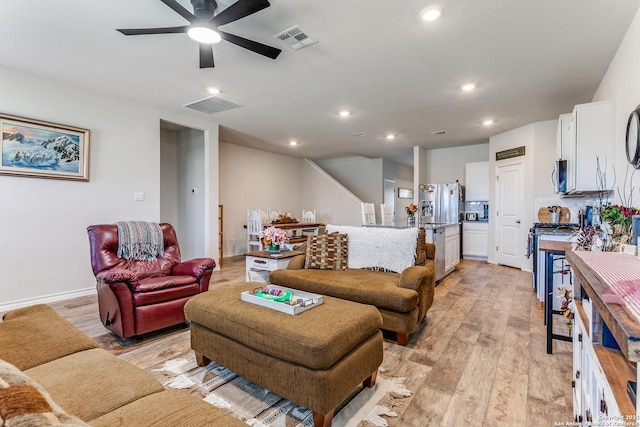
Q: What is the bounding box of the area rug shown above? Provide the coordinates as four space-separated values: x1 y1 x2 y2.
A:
150 355 412 427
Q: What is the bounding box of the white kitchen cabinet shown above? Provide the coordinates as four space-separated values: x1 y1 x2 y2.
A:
444 224 460 274
565 100 615 194
462 221 488 260
556 113 571 160
465 161 489 201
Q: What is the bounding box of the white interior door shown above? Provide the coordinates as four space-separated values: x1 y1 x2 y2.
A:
495 162 524 268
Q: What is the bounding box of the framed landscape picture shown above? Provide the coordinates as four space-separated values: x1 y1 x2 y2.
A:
0 114 90 181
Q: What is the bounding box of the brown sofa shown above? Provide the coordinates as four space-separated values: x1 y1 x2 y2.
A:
269 226 436 345
0 304 246 427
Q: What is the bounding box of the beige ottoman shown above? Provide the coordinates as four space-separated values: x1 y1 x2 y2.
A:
184 282 384 427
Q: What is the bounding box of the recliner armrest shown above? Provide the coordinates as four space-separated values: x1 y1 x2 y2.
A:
96 268 137 285
172 258 216 280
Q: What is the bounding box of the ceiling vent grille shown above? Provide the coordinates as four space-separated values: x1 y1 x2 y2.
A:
429 130 447 135
184 96 242 114
274 25 318 50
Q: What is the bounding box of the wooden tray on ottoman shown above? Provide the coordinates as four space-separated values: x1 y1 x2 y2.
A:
240 285 323 315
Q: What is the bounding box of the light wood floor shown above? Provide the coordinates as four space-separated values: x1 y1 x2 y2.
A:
46 257 573 426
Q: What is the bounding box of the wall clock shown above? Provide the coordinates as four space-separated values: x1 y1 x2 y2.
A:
626 105 640 169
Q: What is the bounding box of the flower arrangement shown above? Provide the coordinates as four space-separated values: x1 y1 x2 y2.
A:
260 226 288 248
599 204 640 251
405 203 419 217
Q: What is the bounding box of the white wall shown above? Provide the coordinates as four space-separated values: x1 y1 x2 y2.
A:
314 157 384 203
593 7 640 202
218 143 363 256
425 143 490 184
0 66 220 311
219 142 303 256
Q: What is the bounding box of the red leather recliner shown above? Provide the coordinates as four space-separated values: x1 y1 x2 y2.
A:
87 223 215 339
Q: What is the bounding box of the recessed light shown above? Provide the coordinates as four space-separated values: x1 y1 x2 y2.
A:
421 6 443 22
461 83 476 92
187 27 222 44
483 119 494 126
339 110 351 117
385 134 396 140
289 140 298 146
207 87 220 95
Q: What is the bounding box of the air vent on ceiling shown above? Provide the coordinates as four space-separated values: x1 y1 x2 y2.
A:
352 132 367 138
429 130 447 135
184 96 242 114
274 25 318 51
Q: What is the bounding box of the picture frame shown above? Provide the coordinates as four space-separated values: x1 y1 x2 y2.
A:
398 188 413 199
0 113 90 181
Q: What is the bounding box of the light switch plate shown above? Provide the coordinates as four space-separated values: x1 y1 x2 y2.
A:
133 192 144 201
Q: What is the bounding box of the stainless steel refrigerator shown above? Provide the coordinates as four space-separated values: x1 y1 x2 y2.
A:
418 182 464 224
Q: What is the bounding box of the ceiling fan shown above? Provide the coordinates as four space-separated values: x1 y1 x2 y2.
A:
117 0 282 68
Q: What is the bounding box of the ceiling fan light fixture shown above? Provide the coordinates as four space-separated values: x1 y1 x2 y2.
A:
461 82 476 92
188 26 222 44
421 6 443 22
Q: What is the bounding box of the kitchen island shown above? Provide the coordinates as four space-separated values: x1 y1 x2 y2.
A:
423 222 460 281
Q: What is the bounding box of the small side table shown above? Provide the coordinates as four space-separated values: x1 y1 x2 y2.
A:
540 240 573 354
244 250 305 282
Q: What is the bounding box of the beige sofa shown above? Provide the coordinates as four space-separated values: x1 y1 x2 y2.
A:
0 304 246 427
270 226 435 345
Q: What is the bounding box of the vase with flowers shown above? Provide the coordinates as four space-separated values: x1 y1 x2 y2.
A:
599 204 640 251
260 226 288 252
405 203 419 227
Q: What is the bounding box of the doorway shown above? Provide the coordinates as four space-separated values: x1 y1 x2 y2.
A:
383 179 396 222
495 161 524 268
160 120 205 261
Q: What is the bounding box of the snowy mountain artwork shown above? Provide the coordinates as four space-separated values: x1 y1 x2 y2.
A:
0 115 89 181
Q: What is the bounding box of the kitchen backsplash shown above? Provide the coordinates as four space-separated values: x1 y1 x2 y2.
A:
534 197 607 223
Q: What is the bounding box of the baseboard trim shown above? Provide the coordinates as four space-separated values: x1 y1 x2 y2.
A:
0 288 96 313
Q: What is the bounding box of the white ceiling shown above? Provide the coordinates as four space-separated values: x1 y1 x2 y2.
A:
2 0 639 166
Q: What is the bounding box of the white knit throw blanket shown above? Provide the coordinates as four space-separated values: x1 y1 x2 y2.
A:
115 221 164 261
326 225 418 273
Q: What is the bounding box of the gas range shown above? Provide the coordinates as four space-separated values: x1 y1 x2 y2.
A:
531 222 580 233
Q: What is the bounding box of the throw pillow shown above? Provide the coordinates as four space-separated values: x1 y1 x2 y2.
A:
415 227 426 266
0 358 89 426
305 232 348 270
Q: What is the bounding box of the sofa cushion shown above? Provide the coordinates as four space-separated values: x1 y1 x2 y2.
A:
269 269 419 313
305 232 348 270
25 348 165 422
325 225 418 273
0 305 99 371
90 390 247 427
0 358 90 426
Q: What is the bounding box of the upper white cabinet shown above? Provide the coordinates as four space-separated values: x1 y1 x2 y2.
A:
465 161 489 201
564 100 615 194
556 113 571 160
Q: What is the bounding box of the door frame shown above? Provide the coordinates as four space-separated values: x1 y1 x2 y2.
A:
494 160 525 268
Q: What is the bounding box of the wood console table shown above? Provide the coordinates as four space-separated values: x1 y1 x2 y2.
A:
566 250 640 422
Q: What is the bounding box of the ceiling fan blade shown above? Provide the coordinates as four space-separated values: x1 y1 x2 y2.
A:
211 0 271 27
160 0 197 23
117 26 188 36
199 44 215 68
220 31 281 59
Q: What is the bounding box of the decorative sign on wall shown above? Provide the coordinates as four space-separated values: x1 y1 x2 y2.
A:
495 146 526 161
